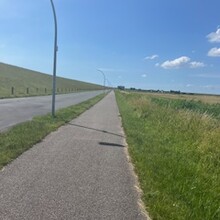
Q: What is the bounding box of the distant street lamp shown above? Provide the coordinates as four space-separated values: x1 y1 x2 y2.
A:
50 0 58 117
97 69 106 93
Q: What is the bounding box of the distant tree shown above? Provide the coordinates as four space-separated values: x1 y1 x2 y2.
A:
118 86 125 90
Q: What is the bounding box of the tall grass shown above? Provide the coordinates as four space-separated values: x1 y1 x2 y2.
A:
146 92 220 104
116 92 220 220
151 97 220 119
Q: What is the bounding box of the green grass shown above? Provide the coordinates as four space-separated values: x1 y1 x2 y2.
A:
0 93 105 170
0 62 103 98
144 91 220 104
151 97 220 119
116 91 220 220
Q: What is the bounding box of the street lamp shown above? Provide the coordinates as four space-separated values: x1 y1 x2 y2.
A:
97 69 106 93
50 0 58 117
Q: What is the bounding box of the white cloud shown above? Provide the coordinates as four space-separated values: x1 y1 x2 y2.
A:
155 63 160 67
207 28 220 43
207 47 220 57
161 56 190 69
141 74 147 78
144 54 159 60
189 61 205 68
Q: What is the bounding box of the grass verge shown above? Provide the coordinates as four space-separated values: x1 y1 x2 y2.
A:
0 93 105 170
116 91 220 220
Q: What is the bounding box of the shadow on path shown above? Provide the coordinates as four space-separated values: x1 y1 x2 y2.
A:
99 141 124 148
68 123 125 138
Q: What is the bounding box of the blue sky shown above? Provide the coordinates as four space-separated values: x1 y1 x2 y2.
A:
0 0 220 94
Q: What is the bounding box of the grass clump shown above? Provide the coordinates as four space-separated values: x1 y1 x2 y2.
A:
116 91 220 220
0 94 105 170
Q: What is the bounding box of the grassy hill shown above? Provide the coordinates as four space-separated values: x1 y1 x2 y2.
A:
0 62 103 98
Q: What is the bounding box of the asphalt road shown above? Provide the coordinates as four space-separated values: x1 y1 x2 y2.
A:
0 91 103 131
0 91 148 220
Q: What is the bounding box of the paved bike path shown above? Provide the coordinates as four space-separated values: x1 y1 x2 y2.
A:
0 91 147 220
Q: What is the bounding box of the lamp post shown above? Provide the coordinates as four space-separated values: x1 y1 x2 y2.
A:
97 69 106 93
50 0 58 117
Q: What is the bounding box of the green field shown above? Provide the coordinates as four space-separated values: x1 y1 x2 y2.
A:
144 91 220 104
0 62 103 98
116 91 220 220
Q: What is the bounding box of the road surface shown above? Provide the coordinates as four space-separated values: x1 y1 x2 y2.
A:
0 91 103 131
0 91 148 220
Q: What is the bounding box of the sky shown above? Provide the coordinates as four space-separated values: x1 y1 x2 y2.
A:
0 0 220 94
